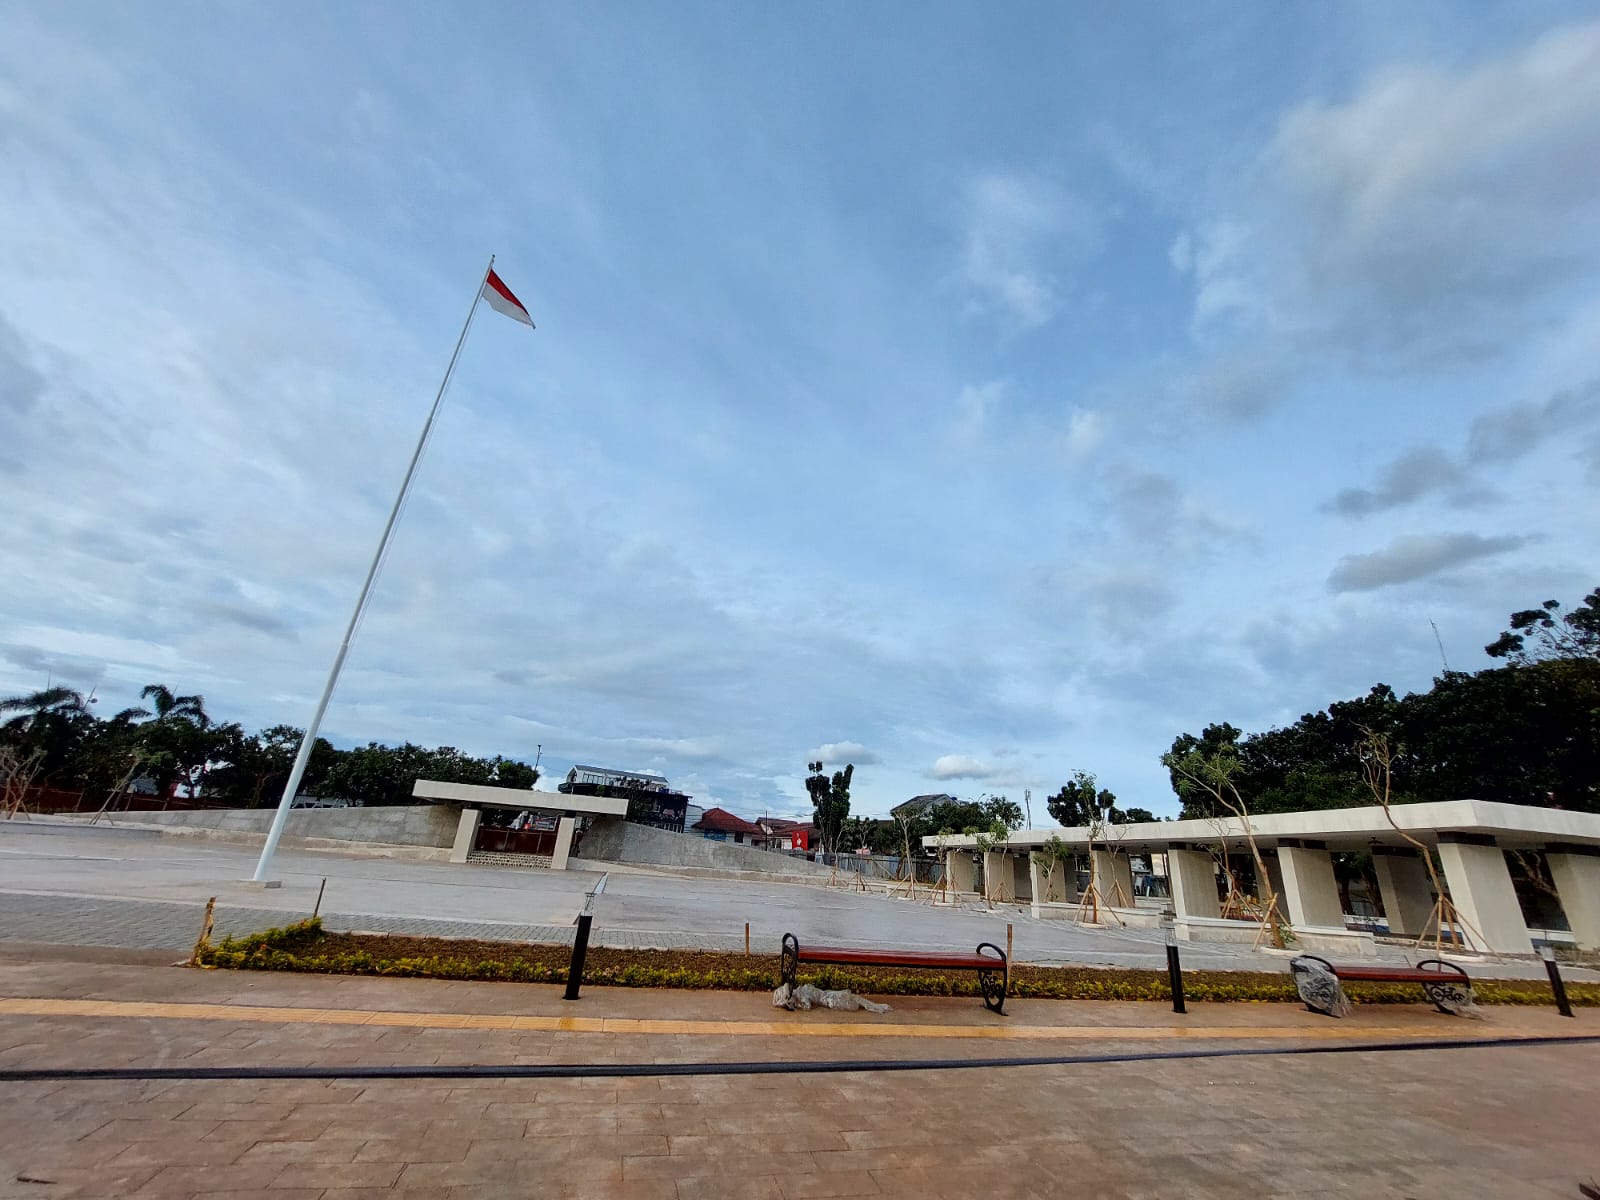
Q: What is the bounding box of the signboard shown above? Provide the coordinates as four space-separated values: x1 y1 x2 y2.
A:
790 829 809 851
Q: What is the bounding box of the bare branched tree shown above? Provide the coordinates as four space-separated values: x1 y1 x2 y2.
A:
1 746 46 819
1162 747 1288 948
1356 726 1486 954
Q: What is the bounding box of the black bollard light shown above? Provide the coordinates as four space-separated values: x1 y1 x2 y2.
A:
564 913 593 1001
564 873 607 1002
1164 908 1186 1015
1539 944 1574 1019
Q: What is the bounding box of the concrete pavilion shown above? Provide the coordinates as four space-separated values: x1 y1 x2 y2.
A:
412 779 627 869
924 800 1600 955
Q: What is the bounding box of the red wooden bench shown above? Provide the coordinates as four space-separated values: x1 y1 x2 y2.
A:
1293 954 1473 1014
780 932 1009 1014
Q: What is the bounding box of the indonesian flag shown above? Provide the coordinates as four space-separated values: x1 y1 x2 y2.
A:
481 268 535 328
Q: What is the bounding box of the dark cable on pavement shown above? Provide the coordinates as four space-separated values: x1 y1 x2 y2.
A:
5 1033 1596 1083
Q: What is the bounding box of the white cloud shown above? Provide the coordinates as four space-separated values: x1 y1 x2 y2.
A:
1467 378 1600 465
929 754 989 780
1104 348 1294 434
959 171 1099 331
954 379 1006 442
1166 232 1193 274
1326 378 1600 516
810 741 880 765
926 754 1038 788
1328 533 1530 592
1064 408 1107 459
1184 19 1600 367
1327 447 1476 517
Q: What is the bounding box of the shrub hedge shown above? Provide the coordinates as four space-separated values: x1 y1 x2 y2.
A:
195 918 1599 1007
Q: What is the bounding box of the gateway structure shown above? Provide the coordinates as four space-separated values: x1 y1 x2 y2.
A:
413 779 627 869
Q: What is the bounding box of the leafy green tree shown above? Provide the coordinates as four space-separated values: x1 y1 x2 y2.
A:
324 742 434 806
1165 590 1600 815
1486 587 1600 664
1118 806 1157 823
2 679 541 807
1399 662 1600 808
70 705 148 800
1162 727 1241 817
489 757 539 789
978 793 1023 829
805 759 854 855
836 814 878 853
1046 770 1118 825
891 795 1022 854
206 724 311 806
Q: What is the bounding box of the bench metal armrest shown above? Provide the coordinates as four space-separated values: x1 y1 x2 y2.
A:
780 932 800 990
975 941 1009 1015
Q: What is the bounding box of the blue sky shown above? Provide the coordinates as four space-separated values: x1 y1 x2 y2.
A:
2 3 1598 820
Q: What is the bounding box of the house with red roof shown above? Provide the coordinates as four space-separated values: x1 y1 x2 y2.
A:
753 816 812 852
690 806 762 844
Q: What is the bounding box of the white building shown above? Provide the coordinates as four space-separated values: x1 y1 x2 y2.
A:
926 800 1600 956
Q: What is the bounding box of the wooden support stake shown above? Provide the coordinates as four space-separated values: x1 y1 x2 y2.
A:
190 896 216 966
744 922 750 956
1007 922 1014 962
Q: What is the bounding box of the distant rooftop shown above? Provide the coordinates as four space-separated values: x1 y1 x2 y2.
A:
569 764 671 785
892 792 957 818
693 807 761 835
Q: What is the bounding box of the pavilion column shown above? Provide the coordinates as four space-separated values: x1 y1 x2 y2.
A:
1091 850 1134 907
983 850 1015 901
946 850 976 895
1547 844 1600 952
1436 834 1529 954
1372 848 1436 936
551 815 577 871
1011 852 1033 901
1275 840 1345 928
1030 856 1068 904
1257 852 1286 909
449 806 481 864
1166 846 1220 921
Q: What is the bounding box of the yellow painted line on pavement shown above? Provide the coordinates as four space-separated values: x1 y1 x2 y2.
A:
0 995 1573 1043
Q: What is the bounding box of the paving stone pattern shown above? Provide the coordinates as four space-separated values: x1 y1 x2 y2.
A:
0 892 748 954
2 942 1597 1197
1 1012 1597 1198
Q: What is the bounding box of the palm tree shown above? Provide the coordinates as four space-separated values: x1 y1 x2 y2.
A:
139 684 209 727
0 686 91 735
135 684 212 800
0 687 96 788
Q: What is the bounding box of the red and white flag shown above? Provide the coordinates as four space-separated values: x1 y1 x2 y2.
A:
481 268 534 327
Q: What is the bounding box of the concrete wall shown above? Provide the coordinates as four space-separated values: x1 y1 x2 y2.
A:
578 818 833 878
80 804 461 849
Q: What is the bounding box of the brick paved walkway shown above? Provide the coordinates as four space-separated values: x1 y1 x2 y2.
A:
2 950 1597 1198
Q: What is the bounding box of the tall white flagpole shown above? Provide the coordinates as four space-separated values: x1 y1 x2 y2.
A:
251 254 497 882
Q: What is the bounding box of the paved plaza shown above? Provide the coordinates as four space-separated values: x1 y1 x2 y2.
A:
1 947 1598 1198
2 822 1599 1197
3 822 1591 982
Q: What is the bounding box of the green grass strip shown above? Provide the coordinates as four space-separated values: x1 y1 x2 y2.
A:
194 918 1600 1007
